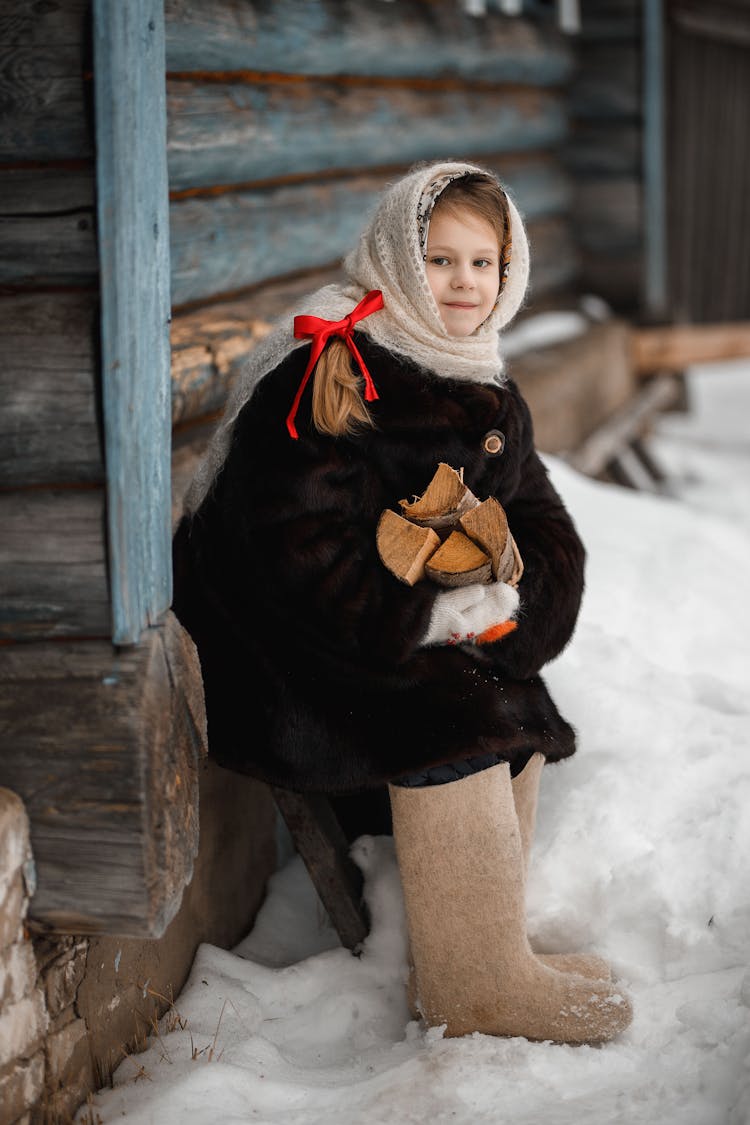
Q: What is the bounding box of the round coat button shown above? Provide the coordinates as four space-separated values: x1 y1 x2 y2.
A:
483 430 505 456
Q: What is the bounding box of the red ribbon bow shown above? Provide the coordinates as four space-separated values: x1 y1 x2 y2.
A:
287 289 384 439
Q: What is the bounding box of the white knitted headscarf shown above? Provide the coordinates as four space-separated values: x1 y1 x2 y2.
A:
184 161 530 515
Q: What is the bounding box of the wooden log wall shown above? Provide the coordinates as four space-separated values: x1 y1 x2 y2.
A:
565 0 644 310
0 0 104 642
0 1 205 937
163 0 578 434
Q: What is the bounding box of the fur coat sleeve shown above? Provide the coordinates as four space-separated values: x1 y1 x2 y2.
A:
479 388 587 680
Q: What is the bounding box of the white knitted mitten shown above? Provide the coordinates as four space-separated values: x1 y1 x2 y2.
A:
420 582 520 647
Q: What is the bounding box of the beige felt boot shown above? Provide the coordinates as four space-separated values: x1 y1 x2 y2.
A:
512 753 611 981
389 763 632 1044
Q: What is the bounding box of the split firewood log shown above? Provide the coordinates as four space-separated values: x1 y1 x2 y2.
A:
424 530 492 587
459 496 524 586
375 510 441 587
399 463 479 530
377 463 523 589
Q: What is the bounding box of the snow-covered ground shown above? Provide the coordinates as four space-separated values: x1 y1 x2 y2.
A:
82 358 750 1125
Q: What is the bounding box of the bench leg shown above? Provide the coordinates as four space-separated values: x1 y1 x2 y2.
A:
272 787 370 952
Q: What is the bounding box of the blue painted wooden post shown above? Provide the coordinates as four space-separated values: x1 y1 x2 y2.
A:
93 0 172 644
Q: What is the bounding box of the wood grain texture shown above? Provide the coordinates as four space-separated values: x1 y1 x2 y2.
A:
164 0 573 84
0 166 97 287
93 0 173 644
0 612 207 937
0 292 103 487
166 79 567 191
0 0 93 160
169 161 572 307
0 487 110 641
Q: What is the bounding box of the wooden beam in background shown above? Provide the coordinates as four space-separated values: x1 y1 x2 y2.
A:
164 0 573 85
0 292 103 488
0 167 97 288
0 613 207 938
0 0 92 162
631 322 750 375
0 487 110 642
165 81 567 192
565 374 681 479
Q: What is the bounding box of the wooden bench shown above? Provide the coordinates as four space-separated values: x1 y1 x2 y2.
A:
272 788 370 952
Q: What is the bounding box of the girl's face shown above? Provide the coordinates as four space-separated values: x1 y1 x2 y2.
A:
425 208 501 336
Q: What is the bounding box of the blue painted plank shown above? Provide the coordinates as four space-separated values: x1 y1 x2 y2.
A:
169 160 571 307
93 0 172 645
166 81 567 191
164 0 573 85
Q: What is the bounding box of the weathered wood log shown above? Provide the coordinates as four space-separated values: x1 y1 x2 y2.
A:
169 172 574 308
0 487 110 642
565 374 682 479
0 292 103 487
631 322 750 374
0 0 93 161
0 167 97 287
375 510 441 587
511 319 636 455
166 80 566 191
171 311 273 425
0 210 98 288
399 463 478 530
424 530 492 588
0 612 207 937
164 0 573 85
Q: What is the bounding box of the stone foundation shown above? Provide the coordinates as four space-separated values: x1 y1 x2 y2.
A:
0 761 276 1124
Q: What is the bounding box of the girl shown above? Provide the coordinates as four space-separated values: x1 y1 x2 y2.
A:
172 160 632 1045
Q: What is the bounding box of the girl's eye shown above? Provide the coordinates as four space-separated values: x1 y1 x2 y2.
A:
428 256 450 266
475 259 494 268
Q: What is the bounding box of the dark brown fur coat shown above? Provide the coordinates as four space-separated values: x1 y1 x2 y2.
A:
172 335 586 794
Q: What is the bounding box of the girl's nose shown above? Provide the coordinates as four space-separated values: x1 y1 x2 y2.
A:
451 263 474 288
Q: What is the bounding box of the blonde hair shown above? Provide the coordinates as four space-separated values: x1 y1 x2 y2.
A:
427 171 510 250
431 174 512 289
311 338 374 437
310 174 510 437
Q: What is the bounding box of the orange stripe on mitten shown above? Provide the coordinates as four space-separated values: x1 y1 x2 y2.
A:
475 620 518 646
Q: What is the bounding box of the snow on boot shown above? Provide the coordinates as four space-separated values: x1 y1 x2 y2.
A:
389 762 632 1044
512 753 611 981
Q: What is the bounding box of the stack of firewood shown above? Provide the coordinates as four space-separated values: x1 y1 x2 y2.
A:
376 463 523 588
